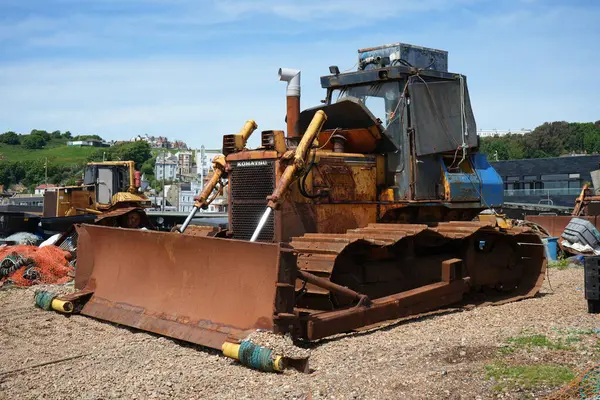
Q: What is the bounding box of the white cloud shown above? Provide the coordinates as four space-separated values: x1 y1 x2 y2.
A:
0 0 479 49
215 0 477 20
0 0 598 149
0 54 342 148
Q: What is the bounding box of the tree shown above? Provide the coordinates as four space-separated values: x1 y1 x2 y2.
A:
86 141 152 169
73 134 104 141
506 136 525 159
0 131 20 145
0 161 26 188
521 122 566 158
22 134 46 149
51 130 62 139
141 158 155 177
580 123 600 154
480 121 600 161
112 141 152 169
64 177 77 186
30 129 51 142
0 157 86 190
87 149 109 162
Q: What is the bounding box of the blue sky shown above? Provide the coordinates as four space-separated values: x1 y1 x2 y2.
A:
0 0 598 149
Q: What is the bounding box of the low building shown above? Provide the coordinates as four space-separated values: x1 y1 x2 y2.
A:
207 196 228 213
155 137 170 148
178 181 202 213
155 153 178 181
146 195 176 211
490 154 600 207
477 129 531 138
34 184 57 195
172 141 188 150
9 194 44 207
67 139 109 147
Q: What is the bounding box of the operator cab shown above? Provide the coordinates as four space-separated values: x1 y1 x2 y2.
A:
319 43 478 160
298 42 501 208
84 164 131 205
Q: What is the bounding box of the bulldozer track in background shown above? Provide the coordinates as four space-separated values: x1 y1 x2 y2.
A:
290 221 546 311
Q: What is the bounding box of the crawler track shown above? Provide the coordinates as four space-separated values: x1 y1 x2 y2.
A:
290 222 547 314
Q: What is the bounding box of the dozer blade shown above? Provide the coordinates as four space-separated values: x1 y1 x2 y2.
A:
75 224 282 350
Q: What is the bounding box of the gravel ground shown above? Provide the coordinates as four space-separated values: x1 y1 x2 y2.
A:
0 267 598 399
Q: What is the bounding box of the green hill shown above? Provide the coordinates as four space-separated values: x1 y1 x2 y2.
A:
0 132 105 165
0 141 99 164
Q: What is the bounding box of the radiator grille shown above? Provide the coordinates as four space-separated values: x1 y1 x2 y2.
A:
230 160 276 242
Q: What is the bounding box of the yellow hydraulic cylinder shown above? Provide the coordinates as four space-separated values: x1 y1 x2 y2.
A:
266 110 327 210
51 298 74 313
222 342 240 359
239 120 258 144
221 342 283 372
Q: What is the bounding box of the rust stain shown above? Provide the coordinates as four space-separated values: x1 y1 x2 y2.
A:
75 225 282 350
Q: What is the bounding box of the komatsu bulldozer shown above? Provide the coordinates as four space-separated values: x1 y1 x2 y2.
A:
43 161 151 228
72 43 546 351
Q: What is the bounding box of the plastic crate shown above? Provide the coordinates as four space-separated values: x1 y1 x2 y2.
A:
561 218 600 248
584 256 600 313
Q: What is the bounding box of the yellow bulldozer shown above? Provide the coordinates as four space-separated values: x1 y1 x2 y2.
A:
69 43 546 352
43 161 152 228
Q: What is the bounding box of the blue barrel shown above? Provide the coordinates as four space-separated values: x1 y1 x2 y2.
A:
544 237 559 261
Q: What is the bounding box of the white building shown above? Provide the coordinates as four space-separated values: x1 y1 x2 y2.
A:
67 140 109 147
155 153 178 181
208 196 228 213
178 181 203 213
196 145 223 185
178 181 227 213
477 129 531 138
146 195 176 212
34 184 58 195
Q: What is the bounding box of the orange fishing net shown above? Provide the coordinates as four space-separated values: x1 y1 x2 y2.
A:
546 365 600 399
0 245 73 287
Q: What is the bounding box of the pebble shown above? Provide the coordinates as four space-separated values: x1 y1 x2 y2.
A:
0 268 593 399
246 331 310 359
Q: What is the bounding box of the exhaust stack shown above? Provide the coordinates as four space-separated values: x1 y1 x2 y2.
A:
278 68 301 139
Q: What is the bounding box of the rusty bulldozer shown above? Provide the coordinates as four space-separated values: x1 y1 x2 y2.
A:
72 43 546 351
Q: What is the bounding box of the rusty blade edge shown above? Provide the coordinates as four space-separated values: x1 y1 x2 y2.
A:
81 298 247 350
85 296 251 334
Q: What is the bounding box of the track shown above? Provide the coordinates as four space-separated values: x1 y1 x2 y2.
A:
290 221 547 312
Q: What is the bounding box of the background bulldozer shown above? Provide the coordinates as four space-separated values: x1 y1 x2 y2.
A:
72 43 546 351
43 161 151 229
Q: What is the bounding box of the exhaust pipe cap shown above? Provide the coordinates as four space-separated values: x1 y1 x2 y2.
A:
278 68 301 97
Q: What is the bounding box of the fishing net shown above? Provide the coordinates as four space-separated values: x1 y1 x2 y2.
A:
0 245 73 287
547 365 600 399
